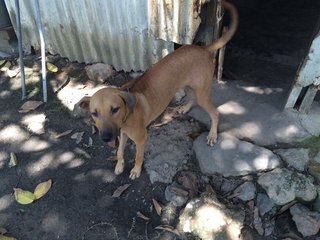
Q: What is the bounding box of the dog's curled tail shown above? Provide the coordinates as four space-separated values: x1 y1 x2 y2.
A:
205 1 238 54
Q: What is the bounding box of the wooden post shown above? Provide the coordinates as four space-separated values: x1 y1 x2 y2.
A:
203 0 217 46
217 27 228 82
299 85 318 113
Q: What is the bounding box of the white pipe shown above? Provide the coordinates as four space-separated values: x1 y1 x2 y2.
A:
35 0 47 102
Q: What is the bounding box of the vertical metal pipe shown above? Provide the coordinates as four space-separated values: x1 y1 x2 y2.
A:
14 0 26 100
34 0 47 102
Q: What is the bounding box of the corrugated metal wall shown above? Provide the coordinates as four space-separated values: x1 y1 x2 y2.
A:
150 0 202 44
4 0 205 71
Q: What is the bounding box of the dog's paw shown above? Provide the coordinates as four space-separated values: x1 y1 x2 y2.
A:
207 134 217 146
129 166 141 180
114 161 124 175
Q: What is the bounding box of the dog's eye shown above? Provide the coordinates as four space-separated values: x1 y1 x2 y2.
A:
91 110 98 117
111 107 120 115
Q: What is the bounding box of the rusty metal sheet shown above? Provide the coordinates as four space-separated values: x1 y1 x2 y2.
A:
149 0 203 44
5 0 175 71
4 0 208 71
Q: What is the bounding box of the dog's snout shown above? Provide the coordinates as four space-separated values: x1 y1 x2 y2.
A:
100 131 113 142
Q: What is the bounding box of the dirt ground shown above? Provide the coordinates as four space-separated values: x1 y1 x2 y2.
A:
0 55 212 239
0 68 284 240
1 0 320 239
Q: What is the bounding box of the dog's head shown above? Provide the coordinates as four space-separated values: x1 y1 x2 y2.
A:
78 88 136 142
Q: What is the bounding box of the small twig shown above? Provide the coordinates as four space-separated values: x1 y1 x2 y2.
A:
277 200 298 216
145 221 149 240
54 75 70 94
280 232 304 240
127 217 136 238
14 168 22 188
82 222 119 240
155 226 180 237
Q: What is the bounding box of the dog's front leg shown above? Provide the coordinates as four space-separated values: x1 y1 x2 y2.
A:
129 130 147 180
115 130 128 175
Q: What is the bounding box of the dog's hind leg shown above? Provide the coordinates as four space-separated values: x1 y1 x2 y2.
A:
115 130 128 175
195 87 219 146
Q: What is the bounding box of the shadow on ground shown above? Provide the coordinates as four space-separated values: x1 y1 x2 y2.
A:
0 71 169 240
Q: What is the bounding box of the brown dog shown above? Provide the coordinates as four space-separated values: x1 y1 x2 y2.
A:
79 1 238 179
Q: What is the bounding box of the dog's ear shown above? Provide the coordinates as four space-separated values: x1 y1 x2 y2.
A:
119 92 137 114
78 96 91 110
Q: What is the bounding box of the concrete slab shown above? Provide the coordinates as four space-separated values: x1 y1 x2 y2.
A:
189 80 320 146
194 133 282 177
0 50 10 58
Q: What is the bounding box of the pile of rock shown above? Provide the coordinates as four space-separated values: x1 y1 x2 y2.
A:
185 133 320 239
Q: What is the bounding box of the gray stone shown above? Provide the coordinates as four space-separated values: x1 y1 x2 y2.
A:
194 133 282 177
253 207 264 235
220 178 243 194
290 204 320 237
315 151 320 164
201 175 210 184
263 217 275 236
312 187 320 212
85 63 116 83
258 168 317 205
257 193 275 216
274 148 309 171
234 181 256 201
308 163 320 184
145 119 200 183
178 192 245 240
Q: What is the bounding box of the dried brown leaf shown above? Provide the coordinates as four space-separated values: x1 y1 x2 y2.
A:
137 211 150 221
112 184 131 198
55 130 73 139
169 186 189 197
179 172 198 198
277 200 298 215
227 191 242 200
19 100 43 113
206 184 215 193
152 198 162 216
155 226 180 236
106 156 117 161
